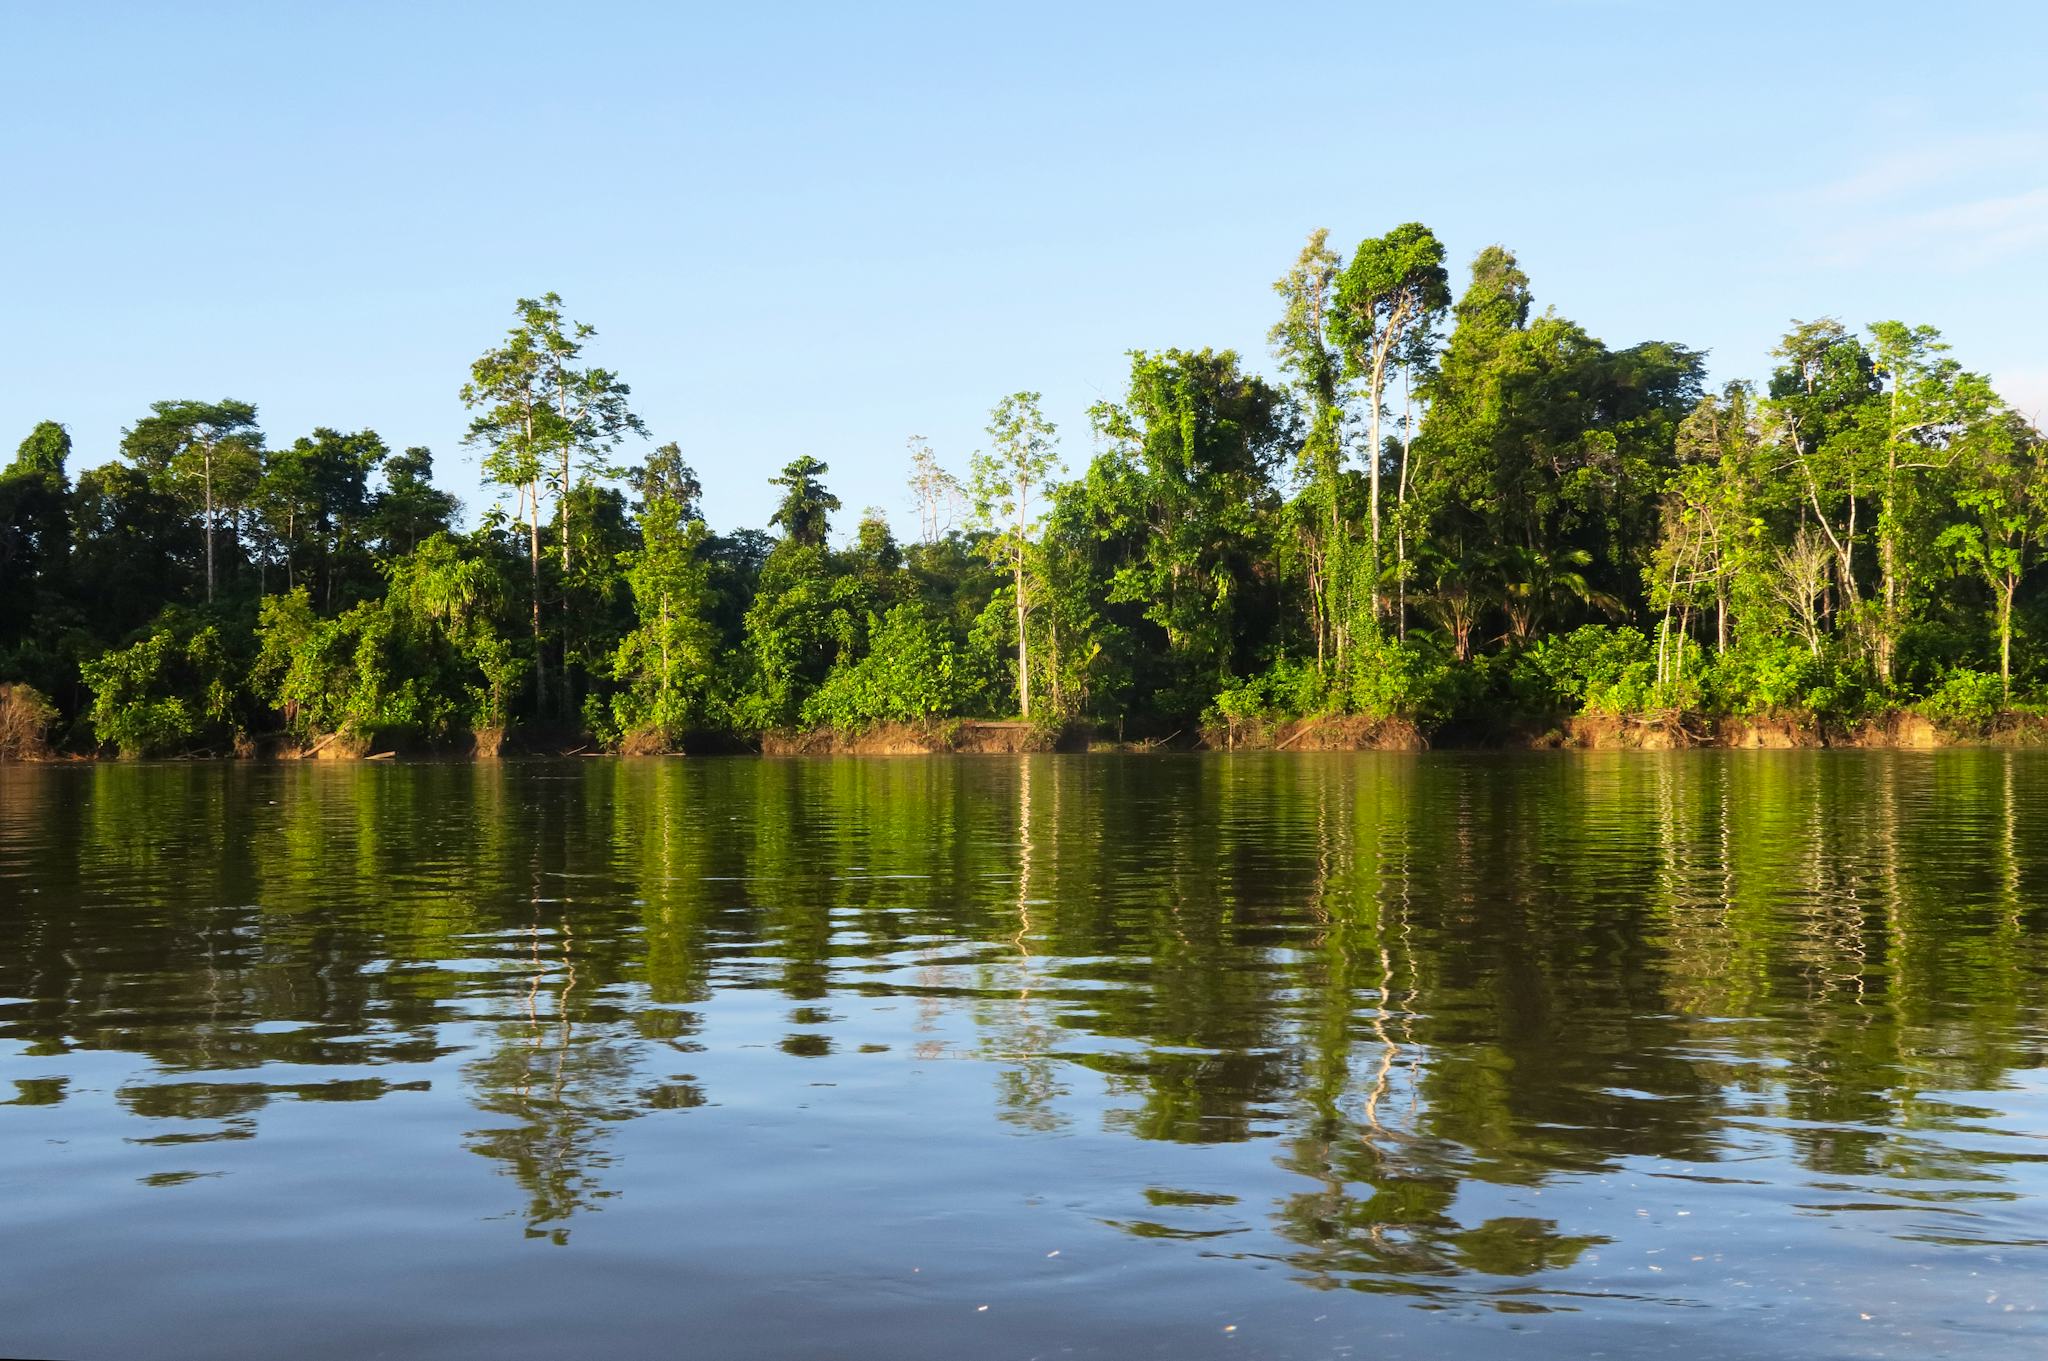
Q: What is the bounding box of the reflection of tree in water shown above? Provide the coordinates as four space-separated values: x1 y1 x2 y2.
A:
1076 754 2048 1297
462 890 693 1243
1259 769 1605 1300
984 757 1070 1133
11 753 2048 1280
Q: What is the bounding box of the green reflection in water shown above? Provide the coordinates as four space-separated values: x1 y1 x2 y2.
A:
3 752 2048 1350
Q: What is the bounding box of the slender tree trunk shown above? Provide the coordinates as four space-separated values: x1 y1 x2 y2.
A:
203 449 216 603
1048 611 1064 717
2001 577 2015 699
530 478 545 714
1014 550 1029 719
1014 476 1030 720
1878 438 1898 686
1396 364 1417 642
560 450 572 578
1327 456 1344 669
1367 348 1387 617
559 454 575 724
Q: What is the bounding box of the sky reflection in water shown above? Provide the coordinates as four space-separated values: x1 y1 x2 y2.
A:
3 752 2047 1359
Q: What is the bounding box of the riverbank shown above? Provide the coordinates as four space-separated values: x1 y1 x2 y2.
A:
1208 709 2048 752
10 707 2048 761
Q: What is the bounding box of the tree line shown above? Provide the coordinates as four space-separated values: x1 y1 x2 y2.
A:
2 228 2044 757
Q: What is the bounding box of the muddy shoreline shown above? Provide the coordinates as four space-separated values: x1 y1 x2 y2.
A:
11 709 2048 762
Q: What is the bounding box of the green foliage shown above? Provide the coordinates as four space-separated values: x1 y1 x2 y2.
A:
801 603 970 730
384 533 528 734
611 495 720 745
969 392 1062 718
1705 635 1875 721
81 614 240 757
1210 658 1327 725
768 456 840 549
1919 668 2007 732
120 399 264 602
1341 630 1467 725
739 540 866 728
1519 626 1657 715
253 586 469 745
10 269 2048 754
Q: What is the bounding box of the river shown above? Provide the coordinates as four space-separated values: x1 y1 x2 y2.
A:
3 753 2046 1358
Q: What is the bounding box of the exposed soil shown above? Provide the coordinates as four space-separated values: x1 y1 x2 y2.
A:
1202 714 1428 752
761 720 1062 756
22 708 2048 762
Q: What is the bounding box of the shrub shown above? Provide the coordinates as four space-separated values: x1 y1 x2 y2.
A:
1207 658 1327 727
1919 668 2006 732
1707 635 1878 721
802 603 970 730
1519 626 1657 715
1342 631 1468 727
0 683 57 759
1209 672 1271 729
81 616 239 757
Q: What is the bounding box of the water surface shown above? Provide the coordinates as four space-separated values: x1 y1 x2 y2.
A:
4 753 2047 1358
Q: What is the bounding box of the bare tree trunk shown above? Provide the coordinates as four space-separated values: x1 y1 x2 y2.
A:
1014 551 1029 719
559 452 575 724
203 449 216 604
1327 464 1344 669
2001 578 2015 699
530 478 545 714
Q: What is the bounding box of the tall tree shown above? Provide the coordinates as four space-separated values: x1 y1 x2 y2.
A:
121 399 263 603
1 422 75 665
258 427 383 607
524 293 646 578
464 293 644 718
1082 350 1289 719
1331 223 1450 608
463 309 551 710
907 435 961 546
1866 320 1999 685
612 470 717 746
1939 411 2048 696
630 443 703 520
369 447 459 558
1761 320 1882 665
969 392 1061 719
1270 229 1346 671
768 456 840 548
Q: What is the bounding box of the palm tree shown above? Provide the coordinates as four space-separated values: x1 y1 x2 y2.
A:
1411 541 1482 661
1492 545 1621 645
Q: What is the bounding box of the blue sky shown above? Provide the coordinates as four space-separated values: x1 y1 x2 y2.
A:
6 1 2046 536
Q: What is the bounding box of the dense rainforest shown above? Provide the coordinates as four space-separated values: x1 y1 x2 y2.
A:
3 225 2044 758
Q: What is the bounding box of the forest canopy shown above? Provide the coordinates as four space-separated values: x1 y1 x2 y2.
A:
4 233 2044 757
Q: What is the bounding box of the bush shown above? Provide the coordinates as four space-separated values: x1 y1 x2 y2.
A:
81 615 240 757
801 603 971 730
1342 631 1468 727
1708 635 1876 721
0 683 57 759
254 589 465 747
1919 668 2006 732
1519 625 1657 715
1207 657 1327 727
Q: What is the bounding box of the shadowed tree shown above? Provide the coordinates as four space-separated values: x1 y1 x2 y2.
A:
768 456 840 548
121 399 263 603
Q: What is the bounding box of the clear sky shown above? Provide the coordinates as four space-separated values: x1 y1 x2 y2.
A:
6 1 2045 537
